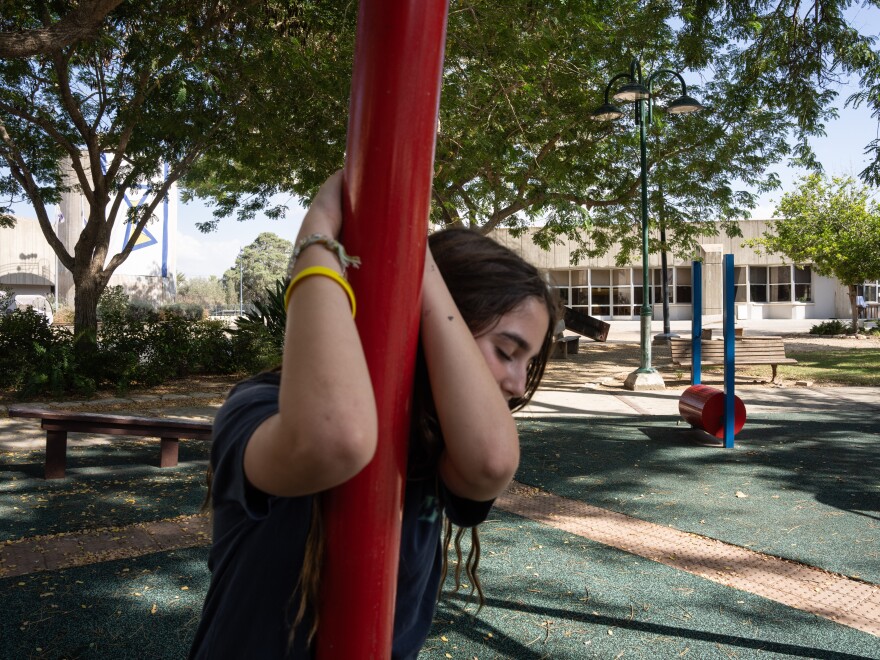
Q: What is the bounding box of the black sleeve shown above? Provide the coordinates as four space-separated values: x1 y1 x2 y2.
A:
439 480 494 528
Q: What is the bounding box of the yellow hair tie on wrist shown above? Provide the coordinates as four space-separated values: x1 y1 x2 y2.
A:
284 266 356 318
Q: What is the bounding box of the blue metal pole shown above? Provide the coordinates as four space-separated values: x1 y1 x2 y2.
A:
691 260 702 385
723 254 735 448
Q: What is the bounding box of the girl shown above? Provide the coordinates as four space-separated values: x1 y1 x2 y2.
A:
190 171 556 659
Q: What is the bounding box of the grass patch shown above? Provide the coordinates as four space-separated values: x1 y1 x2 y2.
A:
764 348 880 386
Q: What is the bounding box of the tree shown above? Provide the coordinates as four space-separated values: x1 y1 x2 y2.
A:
0 1 352 344
177 274 227 312
183 0 880 267
0 0 123 58
746 174 880 330
222 232 293 307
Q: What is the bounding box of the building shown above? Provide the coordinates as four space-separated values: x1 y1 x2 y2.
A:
491 220 878 322
0 215 54 297
0 161 177 308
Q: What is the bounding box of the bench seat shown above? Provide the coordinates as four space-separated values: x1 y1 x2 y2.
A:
552 335 580 359
669 336 797 382
8 408 212 479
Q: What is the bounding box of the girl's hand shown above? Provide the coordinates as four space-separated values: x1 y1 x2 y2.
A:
298 170 344 240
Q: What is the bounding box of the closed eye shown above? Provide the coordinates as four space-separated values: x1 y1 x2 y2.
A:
495 347 513 362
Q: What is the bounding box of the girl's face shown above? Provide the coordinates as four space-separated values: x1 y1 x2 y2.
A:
474 296 550 403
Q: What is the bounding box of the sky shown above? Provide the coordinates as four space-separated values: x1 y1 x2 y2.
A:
176 193 307 279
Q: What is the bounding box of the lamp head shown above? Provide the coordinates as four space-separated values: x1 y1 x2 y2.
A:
665 94 705 115
591 103 624 121
612 82 650 102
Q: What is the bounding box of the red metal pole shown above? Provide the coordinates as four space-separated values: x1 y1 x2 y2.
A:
315 1 450 657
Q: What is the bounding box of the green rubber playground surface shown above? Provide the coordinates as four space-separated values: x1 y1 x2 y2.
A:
422 510 879 659
515 412 880 585
0 438 210 542
1 405 878 657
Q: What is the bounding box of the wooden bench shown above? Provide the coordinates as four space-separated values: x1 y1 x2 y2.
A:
552 335 580 359
7 407 213 479
669 336 797 382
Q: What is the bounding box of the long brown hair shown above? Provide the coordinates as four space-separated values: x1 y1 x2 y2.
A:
288 228 557 646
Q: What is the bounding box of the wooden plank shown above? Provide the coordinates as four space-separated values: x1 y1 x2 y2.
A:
563 306 610 342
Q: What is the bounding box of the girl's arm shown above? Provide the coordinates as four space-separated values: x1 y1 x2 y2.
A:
243 172 378 497
420 248 520 502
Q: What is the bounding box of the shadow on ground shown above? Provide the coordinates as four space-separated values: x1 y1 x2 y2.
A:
515 413 880 584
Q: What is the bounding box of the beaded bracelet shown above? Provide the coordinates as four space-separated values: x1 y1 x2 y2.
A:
283 266 356 318
287 234 361 278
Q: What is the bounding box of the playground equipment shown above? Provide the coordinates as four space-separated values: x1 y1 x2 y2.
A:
316 1 449 657
678 254 745 448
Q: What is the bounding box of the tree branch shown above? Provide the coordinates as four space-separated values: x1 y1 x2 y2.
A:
0 0 123 58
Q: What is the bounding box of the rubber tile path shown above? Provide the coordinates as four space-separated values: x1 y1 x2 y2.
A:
497 481 880 637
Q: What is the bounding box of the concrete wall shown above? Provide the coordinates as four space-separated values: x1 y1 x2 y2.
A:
0 216 56 297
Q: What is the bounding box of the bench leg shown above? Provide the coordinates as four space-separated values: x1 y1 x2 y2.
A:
770 364 778 383
160 437 179 468
45 430 68 479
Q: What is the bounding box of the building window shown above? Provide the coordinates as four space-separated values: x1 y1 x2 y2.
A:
570 269 588 307
675 267 692 304
748 265 812 303
590 270 610 316
734 266 747 302
549 270 569 306
769 266 791 302
858 281 879 312
794 265 812 302
749 266 768 302
612 269 632 316
650 268 672 306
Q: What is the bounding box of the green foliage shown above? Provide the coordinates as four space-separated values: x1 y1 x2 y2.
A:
809 319 850 336
0 288 15 309
746 174 880 330
757 175 880 285
223 233 294 307
177 275 227 310
8 0 880 341
0 308 91 396
183 1 880 268
161 303 205 322
0 1 344 340
0 287 240 397
230 278 288 372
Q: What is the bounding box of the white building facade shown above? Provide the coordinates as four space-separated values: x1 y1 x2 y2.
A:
490 220 877 322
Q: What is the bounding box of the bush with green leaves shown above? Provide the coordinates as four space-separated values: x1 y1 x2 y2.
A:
809 319 861 335
190 320 236 373
1 286 242 397
161 302 205 321
230 278 288 373
0 308 93 396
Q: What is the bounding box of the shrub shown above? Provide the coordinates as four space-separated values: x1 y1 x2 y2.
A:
190 320 236 374
809 319 850 335
161 302 205 321
230 279 287 373
0 309 94 396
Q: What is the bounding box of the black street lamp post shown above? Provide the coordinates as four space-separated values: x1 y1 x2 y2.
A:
592 57 703 391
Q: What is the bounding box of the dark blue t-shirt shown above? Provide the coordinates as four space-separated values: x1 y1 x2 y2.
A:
189 373 493 659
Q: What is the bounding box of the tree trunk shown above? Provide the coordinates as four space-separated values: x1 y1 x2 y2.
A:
73 269 104 368
849 284 860 333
